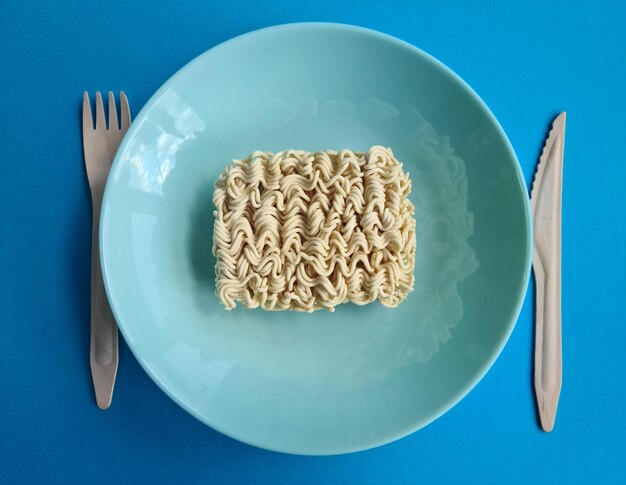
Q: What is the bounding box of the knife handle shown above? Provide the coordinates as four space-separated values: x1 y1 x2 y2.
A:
533 251 562 432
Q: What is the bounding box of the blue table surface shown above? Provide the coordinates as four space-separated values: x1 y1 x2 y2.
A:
1 1 625 483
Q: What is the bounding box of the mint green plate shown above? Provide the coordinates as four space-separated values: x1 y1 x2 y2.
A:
100 23 531 455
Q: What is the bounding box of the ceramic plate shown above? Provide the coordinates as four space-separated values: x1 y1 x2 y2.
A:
100 23 531 455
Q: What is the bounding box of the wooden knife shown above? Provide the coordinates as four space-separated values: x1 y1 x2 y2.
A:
530 112 566 431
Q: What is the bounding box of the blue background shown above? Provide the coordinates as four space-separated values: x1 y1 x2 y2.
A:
1 0 625 483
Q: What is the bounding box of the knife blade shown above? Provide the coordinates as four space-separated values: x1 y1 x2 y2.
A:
531 112 565 432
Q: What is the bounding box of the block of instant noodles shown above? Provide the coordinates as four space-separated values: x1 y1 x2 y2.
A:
212 146 416 312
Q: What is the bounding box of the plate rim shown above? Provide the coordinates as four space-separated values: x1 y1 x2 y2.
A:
100 21 533 455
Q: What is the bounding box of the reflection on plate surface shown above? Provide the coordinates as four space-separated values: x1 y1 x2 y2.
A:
101 23 531 455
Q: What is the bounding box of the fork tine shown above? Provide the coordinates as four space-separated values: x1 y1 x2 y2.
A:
108 92 119 131
120 91 131 130
95 91 106 129
82 91 93 133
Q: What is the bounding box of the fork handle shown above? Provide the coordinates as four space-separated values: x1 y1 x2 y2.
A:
89 195 119 409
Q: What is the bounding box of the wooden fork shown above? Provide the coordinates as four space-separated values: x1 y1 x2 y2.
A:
82 91 131 409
